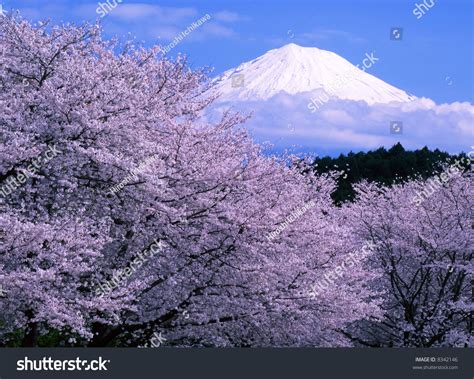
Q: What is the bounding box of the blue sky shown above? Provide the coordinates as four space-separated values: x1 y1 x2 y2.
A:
3 0 473 104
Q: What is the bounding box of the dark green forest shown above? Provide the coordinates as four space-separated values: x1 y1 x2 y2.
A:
302 143 469 204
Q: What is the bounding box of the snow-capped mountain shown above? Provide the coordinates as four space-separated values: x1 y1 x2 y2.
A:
207 44 471 155
212 43 416 105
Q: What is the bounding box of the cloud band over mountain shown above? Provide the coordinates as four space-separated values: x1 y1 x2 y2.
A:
208 44 473 154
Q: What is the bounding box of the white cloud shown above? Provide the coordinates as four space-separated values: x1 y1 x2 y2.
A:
266 28 366 51
301 29 367 44
321 109 355 126
13 3 237 44
212 11 250 22
200 23 236 38
110 4 197 22
210 94 474 154
105 5 238 43
152 25 182 41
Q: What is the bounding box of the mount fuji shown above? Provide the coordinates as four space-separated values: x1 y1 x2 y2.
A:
207 44 472 155
212 43 416 105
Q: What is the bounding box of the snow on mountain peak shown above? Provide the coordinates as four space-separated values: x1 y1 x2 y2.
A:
212 43 416 104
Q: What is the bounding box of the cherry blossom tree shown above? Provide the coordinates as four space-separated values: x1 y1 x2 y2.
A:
0 16 381 347
344 174 473 347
